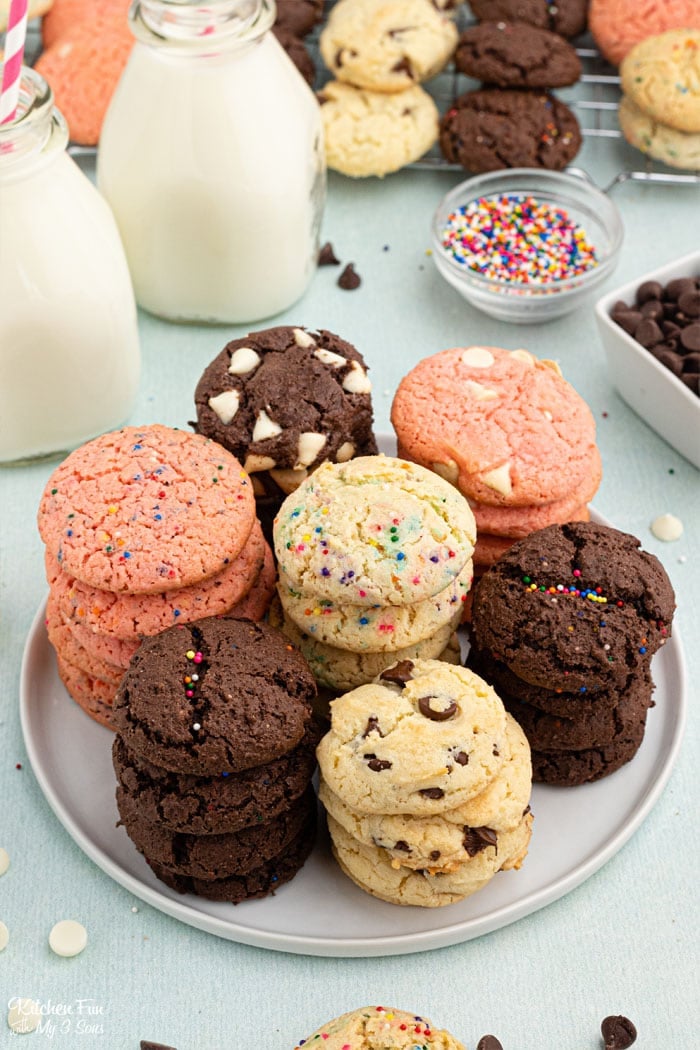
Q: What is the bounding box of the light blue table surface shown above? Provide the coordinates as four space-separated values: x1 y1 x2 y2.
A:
1 134 699 1050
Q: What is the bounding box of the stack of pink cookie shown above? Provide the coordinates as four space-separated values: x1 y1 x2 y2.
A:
391 346 602 578
37 425 275 727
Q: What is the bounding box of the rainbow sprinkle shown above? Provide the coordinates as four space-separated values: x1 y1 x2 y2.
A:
441 193 599 284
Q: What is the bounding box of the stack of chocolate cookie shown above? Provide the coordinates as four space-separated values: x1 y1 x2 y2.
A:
272 0 325 86
468 521 676 785
391 346 602 577
111 617 321 903
193 325 378 544
317 659 533 907
273 456 477 693
441 7 584 172
37 425 275 728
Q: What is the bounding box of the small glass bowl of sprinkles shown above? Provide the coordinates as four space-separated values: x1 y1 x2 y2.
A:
431 169 624 323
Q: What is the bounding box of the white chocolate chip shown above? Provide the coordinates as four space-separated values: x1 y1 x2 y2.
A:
207 389 240 424
650 513 684 542
0 922 8 952
293 327 315 348
335 441 355 463
270 467 308 494
7 999 41 1034
252 408 283 442
314 347 346 368
49 920 88 958
461 346 494 368
464 379 499 401
482 463 513 496
510 349 535 366
295 432 327 468
542 358 562 376
227 347 261 375
243 453 276 473
0 848 8 876
431 460 459 485
342 360 372 393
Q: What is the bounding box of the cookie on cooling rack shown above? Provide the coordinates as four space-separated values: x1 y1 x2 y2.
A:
469 0 588 38
455 21 582 88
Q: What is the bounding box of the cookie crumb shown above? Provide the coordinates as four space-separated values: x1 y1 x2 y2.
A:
650 513 683 541
601 1015 637 1049
15 763 22 770
0 848 9 876
338 263 361 290
131 906 139 913
318 241 340 266
7 998 41 1034
49 919 88 958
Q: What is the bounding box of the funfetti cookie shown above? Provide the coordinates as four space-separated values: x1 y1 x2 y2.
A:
589 0 700 66
469 0 588 38
618 95 700 171
439 88 581 172
274 456 476 607
293 1006 467 1050
317 660 507 815
470 521 676 692
392 347 601 509
112 617 316 775
621 29 700 134
319 0 458 93
38 425 255 595
455 22 582 88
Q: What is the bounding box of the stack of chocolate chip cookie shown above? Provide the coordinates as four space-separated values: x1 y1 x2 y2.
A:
273 456 477 693
317 659 533 907
317 0 457 176
468 521 676 785
37 425 274 727
193 325 378 544
111 617 321 903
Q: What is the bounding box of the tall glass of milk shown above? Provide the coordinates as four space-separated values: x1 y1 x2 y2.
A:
0 68 141 465
98 0 326 324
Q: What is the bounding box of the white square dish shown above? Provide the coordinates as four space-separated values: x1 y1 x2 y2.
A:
595 249 700 469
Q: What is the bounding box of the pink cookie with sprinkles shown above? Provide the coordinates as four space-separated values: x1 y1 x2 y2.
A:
470 521 676 693
44 521 268 642
38 425 255 595
438 192 599 286
46 597 123 684
273 456 476 608
293 1005 466 1050
56 655 118 729
391 346 601 509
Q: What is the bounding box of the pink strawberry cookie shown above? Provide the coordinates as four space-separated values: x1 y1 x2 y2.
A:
589 0 700 66
60 617 140 671
228 539 277 622
38 425 255 595
56 656 118 729
46 597 123 683
392 346 600 509
470 491 598 539
46 520 267 642
473 506 591 570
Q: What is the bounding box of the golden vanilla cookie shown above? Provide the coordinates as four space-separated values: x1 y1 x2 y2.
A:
293 1006 466 1050
620 29 700 133
320 0 458 93
619 94 700 169
316 660 506 815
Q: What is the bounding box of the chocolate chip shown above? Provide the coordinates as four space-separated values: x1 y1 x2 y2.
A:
463 826 498 857
666 277 696 302
682 351 700 373
419 787 445 799
611 310 642 335
338 263 361 290
453 750 469 765
364 754 392 772
681 372 699 394
650 346 683 376
141 1043 177 1050
661 320 681 337
634 318 663 348
429 849 441 860
680 323 700 352
379 660 415 686
477 1036 503 1050
391 56 414 77
636 280 663 304
679 289 700 317
600 1015 637 1049
418 695 458 721
640 298 664 321
363 715 384 738
394 840 411 852
318 241 340 266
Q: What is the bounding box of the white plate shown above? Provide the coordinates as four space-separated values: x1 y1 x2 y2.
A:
20 492 686 957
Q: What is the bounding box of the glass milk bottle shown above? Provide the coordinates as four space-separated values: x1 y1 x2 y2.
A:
98 0 326 324
0 68 140 464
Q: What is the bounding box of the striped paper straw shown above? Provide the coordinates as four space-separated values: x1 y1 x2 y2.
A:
0 0 29 125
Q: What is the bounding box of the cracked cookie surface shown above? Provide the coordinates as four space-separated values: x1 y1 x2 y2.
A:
455 21 581 88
